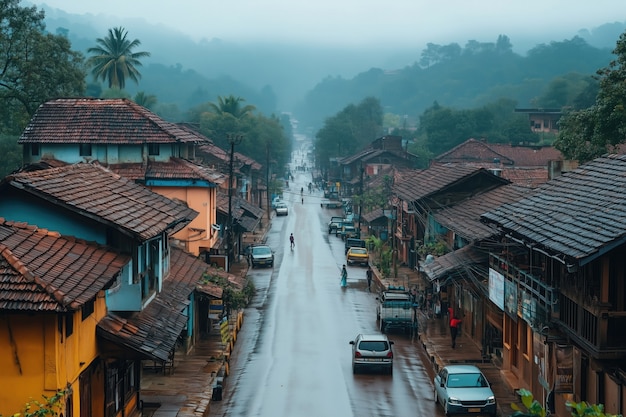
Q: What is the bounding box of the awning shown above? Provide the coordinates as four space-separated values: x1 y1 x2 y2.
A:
421 245 488 282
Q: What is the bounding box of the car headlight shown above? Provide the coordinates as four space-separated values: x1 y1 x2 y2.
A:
447 397 461 405
486 396 496 405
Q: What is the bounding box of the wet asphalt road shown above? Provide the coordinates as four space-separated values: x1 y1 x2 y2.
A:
210 149 444 417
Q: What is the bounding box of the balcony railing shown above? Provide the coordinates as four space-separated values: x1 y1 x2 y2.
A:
560 294 626 355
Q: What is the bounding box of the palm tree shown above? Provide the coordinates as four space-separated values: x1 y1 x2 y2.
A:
87 27 151 90
207 95 256 120
133 91 158 109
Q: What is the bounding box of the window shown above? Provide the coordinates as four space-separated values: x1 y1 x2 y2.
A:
79 144 92 156
82 299 94 321
65 313 74 338
105 361 139 417
148 144 160 156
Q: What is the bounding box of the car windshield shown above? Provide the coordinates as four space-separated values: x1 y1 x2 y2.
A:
447 373 489 388
350 248 367 254
358 341 389 351
252 247 271 255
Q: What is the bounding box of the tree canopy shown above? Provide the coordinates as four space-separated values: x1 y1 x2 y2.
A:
555 29 626 162
0 0 85 134
314 96 384 174
87 27 150 90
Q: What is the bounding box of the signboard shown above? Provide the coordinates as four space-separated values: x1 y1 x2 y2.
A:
555 344 573 393
489 268 505 310
220 317 230 345
209 299 223 320
504 279 518 321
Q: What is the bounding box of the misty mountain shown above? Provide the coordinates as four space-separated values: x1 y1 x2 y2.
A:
35 3 626 132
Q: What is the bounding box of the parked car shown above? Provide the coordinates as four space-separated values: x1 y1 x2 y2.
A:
328 216 344 234
344 237 366 254
376 287 414 333
434 364 497 417
248 245 274 268
349 333 394 375
271 196 282 209
346 247 369 266
275 202 288 216
338 224 357 240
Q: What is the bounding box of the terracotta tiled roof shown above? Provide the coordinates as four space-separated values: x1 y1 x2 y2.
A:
197 142 230 164
234 152 262 171
3 163 198 240
340 148 378 165
108 158 225 184
167 247 222 300
482 153 626 264
362 207 387 223
393 164 485 202
433 184 534 242
19 98 205 145
97 248 235 362
435 138 563 167
0 218 130 312
216 192 264 222
97 298 188 362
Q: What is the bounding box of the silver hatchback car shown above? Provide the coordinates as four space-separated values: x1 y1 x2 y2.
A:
434 364 497 416
349 333 394 375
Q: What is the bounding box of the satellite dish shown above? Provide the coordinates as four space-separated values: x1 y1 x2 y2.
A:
211 224 221 231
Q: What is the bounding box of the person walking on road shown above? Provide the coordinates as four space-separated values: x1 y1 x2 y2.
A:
449 315 462 348
366 266 373 292
340 264 348 288
289 233 295 250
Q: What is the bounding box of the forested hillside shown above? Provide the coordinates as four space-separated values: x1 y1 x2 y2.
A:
296 35 614 131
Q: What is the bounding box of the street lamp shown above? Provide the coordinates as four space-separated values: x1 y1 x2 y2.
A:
227 133 244 272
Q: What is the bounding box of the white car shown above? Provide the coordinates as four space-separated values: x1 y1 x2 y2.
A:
275 202 288 216
434 364 497 416
349 333 394 375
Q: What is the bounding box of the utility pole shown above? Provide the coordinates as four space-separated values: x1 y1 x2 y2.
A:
357 164 364 238
227 133 243 272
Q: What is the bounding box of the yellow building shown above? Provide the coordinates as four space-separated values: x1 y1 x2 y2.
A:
0 219 130 417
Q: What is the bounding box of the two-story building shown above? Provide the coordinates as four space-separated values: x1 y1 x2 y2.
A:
0 218 131 416
482 153 626 417
392 164 509 268
420 184 533 356
0 162 199 416
18 98 234 259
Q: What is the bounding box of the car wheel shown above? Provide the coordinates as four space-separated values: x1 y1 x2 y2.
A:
433 389 438 403
388 366 393 375
352 364 358 374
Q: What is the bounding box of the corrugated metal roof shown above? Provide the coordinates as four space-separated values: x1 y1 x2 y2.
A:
4 163 198 241
422 245 488 281
0 219 130 312
19 98 205 144
482 154 626 263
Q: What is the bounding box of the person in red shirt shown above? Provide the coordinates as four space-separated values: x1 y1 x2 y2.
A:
449 315 462 348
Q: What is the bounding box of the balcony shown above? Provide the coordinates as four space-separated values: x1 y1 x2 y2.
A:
559 294 626 359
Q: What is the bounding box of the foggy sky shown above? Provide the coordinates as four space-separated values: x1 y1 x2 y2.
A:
32 0 626 48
